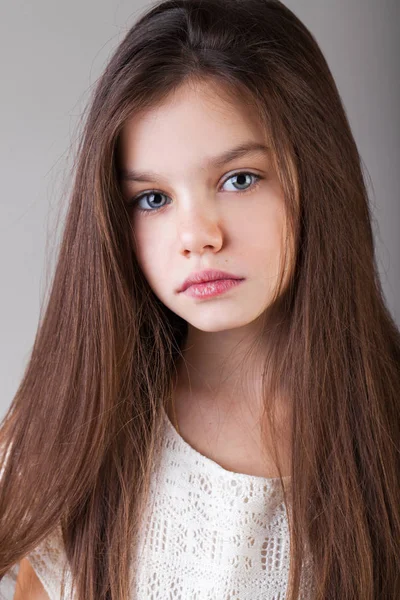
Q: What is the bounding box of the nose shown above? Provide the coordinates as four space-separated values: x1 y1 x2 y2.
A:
177 203 223 257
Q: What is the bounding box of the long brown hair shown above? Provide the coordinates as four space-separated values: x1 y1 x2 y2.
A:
1 0 399 598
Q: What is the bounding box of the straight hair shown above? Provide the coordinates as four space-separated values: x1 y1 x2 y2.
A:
1 1 399 598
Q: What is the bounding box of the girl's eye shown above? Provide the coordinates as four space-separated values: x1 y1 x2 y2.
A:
129 171 263 215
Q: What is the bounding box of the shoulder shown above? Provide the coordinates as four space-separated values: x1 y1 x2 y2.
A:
13 558 50 599
13 525 72 600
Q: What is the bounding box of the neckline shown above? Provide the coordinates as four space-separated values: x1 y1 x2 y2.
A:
161 404 291 485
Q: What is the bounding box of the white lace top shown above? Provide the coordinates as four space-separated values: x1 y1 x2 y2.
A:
1 408 314 599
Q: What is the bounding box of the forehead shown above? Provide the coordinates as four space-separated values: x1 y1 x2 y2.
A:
118 80 268 178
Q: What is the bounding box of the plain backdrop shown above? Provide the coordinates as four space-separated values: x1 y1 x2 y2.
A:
1 0 399 420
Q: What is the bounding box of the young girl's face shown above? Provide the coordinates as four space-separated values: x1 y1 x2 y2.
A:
119 80 290 333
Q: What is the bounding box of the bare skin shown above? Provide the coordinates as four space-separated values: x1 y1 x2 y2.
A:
13 558 49 600
119 78 293 479
165 373 292 480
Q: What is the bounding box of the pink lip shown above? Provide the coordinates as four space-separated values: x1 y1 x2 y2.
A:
178 269 244 293
182 278 244 298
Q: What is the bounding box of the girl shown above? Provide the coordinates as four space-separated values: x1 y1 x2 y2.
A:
1 0 399 598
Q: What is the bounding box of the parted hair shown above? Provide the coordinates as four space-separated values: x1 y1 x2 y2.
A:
1 1 399 598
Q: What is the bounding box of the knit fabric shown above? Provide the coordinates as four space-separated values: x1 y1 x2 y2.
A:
1 408 314 599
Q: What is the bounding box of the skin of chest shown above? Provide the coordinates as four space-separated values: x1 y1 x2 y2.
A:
166 393 292 479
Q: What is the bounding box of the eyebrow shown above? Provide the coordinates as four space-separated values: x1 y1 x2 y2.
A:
118 141 270 183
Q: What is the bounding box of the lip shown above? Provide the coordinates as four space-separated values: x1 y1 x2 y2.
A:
183 278 244 298
178 269 245 293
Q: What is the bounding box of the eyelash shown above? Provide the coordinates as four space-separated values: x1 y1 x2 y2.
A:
129 171 264 216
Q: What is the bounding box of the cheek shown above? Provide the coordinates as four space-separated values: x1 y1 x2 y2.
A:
131 223 170 288
130 217 156 264
236 202 286 257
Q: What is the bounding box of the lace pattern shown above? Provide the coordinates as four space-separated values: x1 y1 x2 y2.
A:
1 409 314 599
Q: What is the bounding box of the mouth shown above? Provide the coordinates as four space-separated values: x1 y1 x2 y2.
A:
178 269 244 293
180 277 245 298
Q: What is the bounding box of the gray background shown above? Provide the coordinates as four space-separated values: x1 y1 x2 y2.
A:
1 0 399 420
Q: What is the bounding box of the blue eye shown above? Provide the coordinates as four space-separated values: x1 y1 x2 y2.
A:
130 171 263 215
